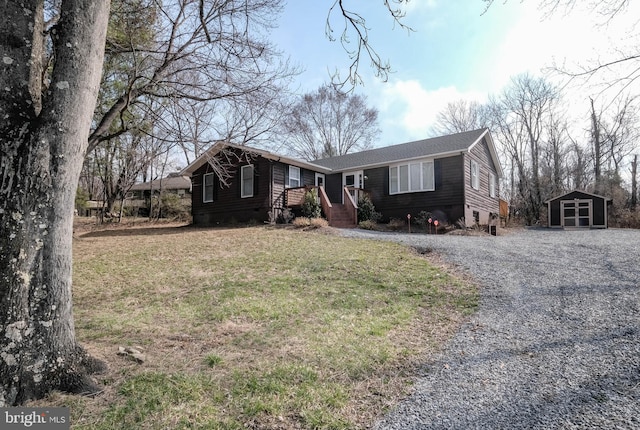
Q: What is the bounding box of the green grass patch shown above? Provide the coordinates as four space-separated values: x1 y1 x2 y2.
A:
64 225 477 429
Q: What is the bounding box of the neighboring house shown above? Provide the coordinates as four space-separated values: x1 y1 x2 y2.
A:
125 173 192 215
546 190 611 229
181 128 503 228
76 200 106 217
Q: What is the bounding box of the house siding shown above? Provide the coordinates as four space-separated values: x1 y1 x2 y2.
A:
192 153 273 225
272 162 286 219
364 155 466 223
463 137 500 226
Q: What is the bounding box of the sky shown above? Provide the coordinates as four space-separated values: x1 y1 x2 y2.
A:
271 0 640 148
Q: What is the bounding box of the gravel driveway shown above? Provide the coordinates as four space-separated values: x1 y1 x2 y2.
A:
338 228 640 429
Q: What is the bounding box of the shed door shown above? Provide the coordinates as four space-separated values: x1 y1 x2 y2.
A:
561 199 591 227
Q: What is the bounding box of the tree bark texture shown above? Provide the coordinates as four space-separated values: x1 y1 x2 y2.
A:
632 154 638 210
0 0 110 406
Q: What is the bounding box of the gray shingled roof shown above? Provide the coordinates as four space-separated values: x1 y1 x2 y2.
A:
312 128 488 170
130 174 191 191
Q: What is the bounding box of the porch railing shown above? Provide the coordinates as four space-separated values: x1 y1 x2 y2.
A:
285 185 363 227
343 186 358 225
284 186 308 207
318 186 332 225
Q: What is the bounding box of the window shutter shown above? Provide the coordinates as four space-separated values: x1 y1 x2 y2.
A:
384 168 390 196
253 166 259 196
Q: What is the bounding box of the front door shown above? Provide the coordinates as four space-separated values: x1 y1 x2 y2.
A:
561 199 591 227
342 171 363 202
315 173 325 188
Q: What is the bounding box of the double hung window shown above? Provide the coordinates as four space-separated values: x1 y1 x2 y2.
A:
203 173 215 203
241 165 254 198
389 160 434 194
288 166 301 188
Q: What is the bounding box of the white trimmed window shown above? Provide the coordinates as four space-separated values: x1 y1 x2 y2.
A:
389 160 435 194
203 172 214 203
288 166 301 188
489 172 496 198
241 165 254 198
471 160 479 190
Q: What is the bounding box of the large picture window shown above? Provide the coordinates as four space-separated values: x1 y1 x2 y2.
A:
241 165 254 198
389 160 434 194
203 172 214 203
288 166 301 188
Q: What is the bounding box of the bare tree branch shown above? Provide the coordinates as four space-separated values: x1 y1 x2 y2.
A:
327 0 413 89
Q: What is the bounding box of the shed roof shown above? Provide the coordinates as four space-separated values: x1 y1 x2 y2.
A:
545 189 611 203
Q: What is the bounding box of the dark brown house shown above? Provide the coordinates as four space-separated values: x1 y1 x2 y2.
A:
546 190 611 229
181 128 503 228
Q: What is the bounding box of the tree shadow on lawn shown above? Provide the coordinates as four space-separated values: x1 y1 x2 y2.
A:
77 224 195 238
75 223 265 238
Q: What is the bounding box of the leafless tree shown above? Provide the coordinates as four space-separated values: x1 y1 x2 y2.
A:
484 0 638 97
431 99 490 136
589 95 640 194
565 138 591 191
487 74 561 224
483 0 630 19
90 0 295 155
280 84 380 161
327 0 412 88
540 110 570 196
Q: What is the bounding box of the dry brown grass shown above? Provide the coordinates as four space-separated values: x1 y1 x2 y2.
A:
31 218 478 429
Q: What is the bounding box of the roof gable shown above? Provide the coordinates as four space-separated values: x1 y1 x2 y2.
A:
180 142 332 176
545 189 611 203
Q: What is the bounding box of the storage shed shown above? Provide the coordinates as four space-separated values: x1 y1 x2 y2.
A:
546 190 611 229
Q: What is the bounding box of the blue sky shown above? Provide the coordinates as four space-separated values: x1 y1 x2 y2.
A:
272 1 640 147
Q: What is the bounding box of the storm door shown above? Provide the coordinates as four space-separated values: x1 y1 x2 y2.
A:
342 171 363 203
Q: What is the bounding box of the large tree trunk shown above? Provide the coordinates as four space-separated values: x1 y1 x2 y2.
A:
0 1 110 406
632 154 638 210
590 97 603 194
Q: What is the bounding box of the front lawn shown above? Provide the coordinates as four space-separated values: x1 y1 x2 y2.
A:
40 223 477 429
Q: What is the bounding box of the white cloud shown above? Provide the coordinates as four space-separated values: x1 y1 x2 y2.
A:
490 2 640 92
369 79 486 144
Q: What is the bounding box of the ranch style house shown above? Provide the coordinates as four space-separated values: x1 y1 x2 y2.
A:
180 128 503 228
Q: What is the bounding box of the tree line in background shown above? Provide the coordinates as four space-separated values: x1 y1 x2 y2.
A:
431 73 639 227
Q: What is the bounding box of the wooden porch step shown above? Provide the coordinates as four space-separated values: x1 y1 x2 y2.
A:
329 203 357 228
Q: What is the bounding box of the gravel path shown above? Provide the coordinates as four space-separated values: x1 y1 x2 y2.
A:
338 228 640 429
